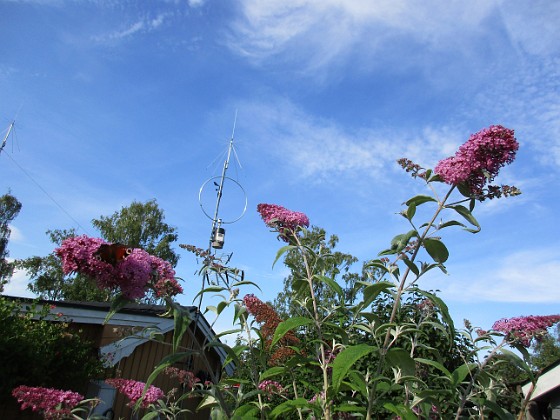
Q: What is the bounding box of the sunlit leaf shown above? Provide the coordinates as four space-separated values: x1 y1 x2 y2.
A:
271 317 314 348
423 238 449 263
332 344 377 392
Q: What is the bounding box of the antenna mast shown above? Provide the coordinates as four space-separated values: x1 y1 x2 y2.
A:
0 121 15 155
208 114 237 252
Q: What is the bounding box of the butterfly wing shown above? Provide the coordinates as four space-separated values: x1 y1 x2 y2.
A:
95 243 133 265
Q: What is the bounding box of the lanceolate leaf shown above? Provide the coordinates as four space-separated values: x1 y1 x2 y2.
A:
423 238 449 263
332 344 377 392
386 348 415 377
260 366 286 381
173 306 192 353
272 245 296 268
314 274 344 298
415 289 455 344
104 294 132 324
448 205 481 233
271 317 314 348
405 195 437 207
269 398 310 419
361 281 395 309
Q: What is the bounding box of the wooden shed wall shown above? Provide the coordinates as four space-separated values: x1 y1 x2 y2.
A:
110 326 221 420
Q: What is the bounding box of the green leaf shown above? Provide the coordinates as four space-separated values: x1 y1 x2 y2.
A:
214 328 242 339
233 303 246 325
193 286 227 301
313 274 344 299
405 194 437 207
271 317 314 348
332 344 377 392
423 238 449 263
360 281 395 309
449 204 481 233
205 341 241 366
402 257 419 276
104 294 132 324
414 289 455 345
438 220 467 229
269 398 310 419
499 348 533 374
406 202 416 220
197 394 219 411
260 366 286 381
386 348 415 377
451 363 476 387
233 404 259 418
457 182 472 198
390 230 418 254
231 280 262 292
272 245 296 268
173 306 192 353
415 358 451 378
484 400 515 420
383 403 417 420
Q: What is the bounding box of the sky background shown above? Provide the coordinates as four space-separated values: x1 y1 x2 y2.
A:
1 0 559 338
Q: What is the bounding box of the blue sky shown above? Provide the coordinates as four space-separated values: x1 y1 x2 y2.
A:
1 0 559 337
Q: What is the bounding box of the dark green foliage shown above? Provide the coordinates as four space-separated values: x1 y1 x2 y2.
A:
0 297 104 401
20 199 179 303
273 226 362 319
20 228 112 301
92 198 179 267
0 192 22 290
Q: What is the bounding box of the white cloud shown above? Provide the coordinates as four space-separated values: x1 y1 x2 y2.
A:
7 224 24 243
227 1 499 67
241 100 463 182
92 13 169 43
429 248 560 303
188 0 205 7
3 268 36 298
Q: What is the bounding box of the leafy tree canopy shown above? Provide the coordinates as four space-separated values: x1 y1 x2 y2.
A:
19 199 179 303
272 226 363 320
92 198 179 267
0 192 22 290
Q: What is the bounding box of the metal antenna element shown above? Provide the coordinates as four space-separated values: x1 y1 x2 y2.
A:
198 111 247 254
1 121 15 155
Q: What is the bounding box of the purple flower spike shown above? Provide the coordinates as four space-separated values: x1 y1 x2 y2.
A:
435 125 519 195
257 203 309 242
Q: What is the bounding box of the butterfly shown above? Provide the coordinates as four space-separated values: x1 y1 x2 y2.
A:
94 243 134 266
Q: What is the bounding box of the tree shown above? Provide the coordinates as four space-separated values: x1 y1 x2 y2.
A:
92 199 179 267
20 199 179 303
0 297 103 401
0 192 22 291
273 226 362 319
22 229 111 301
531 324 560 369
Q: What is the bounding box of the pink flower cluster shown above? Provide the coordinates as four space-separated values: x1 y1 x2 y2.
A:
154 278 183 298
55 235 178 300
492 315 560 347
257 203 309 242
435 125 519 194
12 385 84 419
258 380 285 400
164 367 200 390
106 378 164 408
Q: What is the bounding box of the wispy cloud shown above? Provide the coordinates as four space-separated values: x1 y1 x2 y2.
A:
227 2 499 68
428 248 560 303
7 225 24 243
92 13 169 44
240 99 462 183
